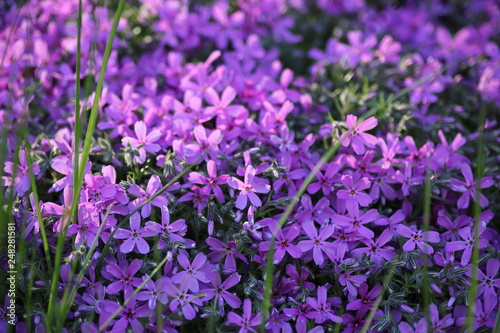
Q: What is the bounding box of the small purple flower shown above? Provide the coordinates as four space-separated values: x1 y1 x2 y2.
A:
337 174 372 213
339 115 378 155
297 221 337 266
3 149 39 197
396 224 440 254
128 175 169 218
306 285 342 324
121 121 162 164
206 238 249 274
105 259 143 295
227 298 262 333
469 258 500 300
136 275 169 310
188 160 229 203
172 252 209 292
346 283 382 314
445 226 488 265
100 295 153 333
228 165 270 209
265 308 293 333
145 206 193 250
450 163 494 209
164 279 203 320
413 303 454 333
200 272 242 309
259 225 302 265
351 228 396 266
114 212 156 254
334 205 378 239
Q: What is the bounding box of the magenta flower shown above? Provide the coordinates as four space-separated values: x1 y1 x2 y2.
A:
121 121 162 164
145 206 193 250
469 258 500 300
346 283 382 313
100 295 153 333
136 275 169 310
188 160 229 202
307 160 343 195
3 149 39 197
128 175 169 218
114 212 156 254
282 301 314 333
450 163 494 209
396 224 440 254
351 228 396 266
337 174 372 213
339 115 378 155
339 270 367 298
306 286 342 324
200 272 242 309
445 227 489 265
413 303 454 333
105 259 143 295
184 125 224 163
206 238 248 274
334 205 378 239
227 165 270 209
297 221 337 266
164 279 203 320
265 308 293 333
259 225 302 265
227 299 262 333
172 252 209 292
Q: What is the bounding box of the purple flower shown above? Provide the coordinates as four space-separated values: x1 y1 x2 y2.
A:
3 149 39 197
136 275 169 310
396 224 440 254
445 226 488 265
206 238 249 274
227 299 262 333
259 225 302 265
105 259 143 295
469 258 500 300
338 270 367 298
337 174 372 213
450 163 494 209
128 175 169 218
346 283 382 314
172 252 209 292
297 221 337 266
351 228 396 266
307 160 343 195
188 160 229 202
306 285 342 324
339 115 378 155
282 301 314 333
164 279 203 320
121 121 162 164
334 205 378 239
265 308 293 333
184 125 224 163
100 295 153 333
200 272 242 309
114 212 156 254
228 165 270 209
145 206 193 250
413 303 454 333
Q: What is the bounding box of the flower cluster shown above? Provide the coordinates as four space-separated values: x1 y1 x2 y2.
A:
1 0 499 332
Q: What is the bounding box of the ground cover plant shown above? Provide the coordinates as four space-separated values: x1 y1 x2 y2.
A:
1 0 500 332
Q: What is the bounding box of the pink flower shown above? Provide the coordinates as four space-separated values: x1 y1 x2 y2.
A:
450 163 494 209
188 160 229 202
227 165 270 209
114 212 156 254
396 224 440 255
337 174 372 213
121 121 162 164
339 115 378 155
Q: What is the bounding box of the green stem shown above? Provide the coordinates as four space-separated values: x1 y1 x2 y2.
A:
465 100 487 333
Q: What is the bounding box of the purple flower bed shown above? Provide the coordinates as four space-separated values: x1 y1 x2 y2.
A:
1 0 500 332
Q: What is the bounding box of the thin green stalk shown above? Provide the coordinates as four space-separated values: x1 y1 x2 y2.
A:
72 0 83 220
421 168 432 330
47 0 126 331
465 100 487 333
25 144 52 270
261 138 342 329
59 205 113 320
99 255 170 331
